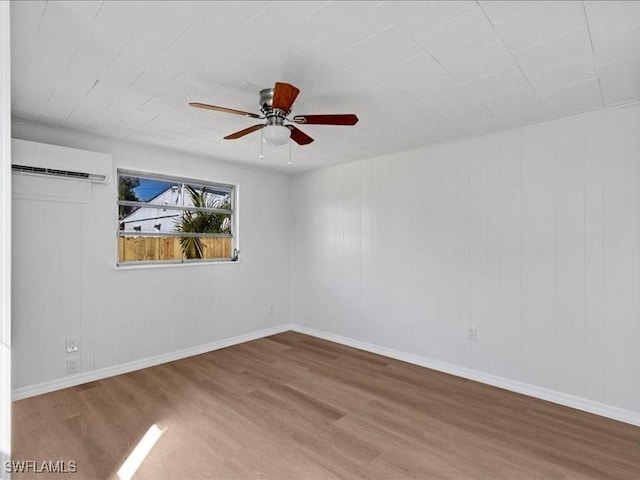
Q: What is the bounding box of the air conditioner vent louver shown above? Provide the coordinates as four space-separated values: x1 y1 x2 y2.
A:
11 164 107 182
11 139 113 184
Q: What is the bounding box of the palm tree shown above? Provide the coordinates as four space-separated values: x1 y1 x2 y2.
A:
118 175 140 223
176 185 231 259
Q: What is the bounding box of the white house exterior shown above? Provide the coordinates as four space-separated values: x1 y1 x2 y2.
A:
120 185 228 233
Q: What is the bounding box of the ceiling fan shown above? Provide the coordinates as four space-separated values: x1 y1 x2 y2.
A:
189 82 359 147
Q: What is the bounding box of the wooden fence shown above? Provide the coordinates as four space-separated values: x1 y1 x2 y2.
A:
118 236 231 262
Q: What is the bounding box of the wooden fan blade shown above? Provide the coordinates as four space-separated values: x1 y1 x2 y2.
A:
287 126 314 145
292 114 359 125
224 124 265 140
189 102 261 119
272 82 300 112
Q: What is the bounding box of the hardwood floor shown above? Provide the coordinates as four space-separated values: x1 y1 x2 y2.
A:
12 332 640 479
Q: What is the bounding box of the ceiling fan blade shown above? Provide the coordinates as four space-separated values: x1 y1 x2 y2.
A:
292 114 359 125
287 126 314 145
224 124 265 140
272 82 300 112
189 102 261 119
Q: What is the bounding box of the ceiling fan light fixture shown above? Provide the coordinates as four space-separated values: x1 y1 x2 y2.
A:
262 124 290 147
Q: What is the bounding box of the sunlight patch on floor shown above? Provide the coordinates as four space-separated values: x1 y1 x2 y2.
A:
117 424 166 480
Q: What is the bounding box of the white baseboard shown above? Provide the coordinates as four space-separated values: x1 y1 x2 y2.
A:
291 324 640 427
14 323 640 428
12 324 292 401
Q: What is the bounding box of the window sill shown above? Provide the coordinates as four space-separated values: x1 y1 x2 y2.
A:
114 259 242 271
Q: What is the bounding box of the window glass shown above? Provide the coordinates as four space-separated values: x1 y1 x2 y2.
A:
117 171 236 265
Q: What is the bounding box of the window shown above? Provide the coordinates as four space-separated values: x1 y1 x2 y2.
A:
117 170 237 265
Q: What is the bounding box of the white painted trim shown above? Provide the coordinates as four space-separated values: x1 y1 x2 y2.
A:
290 325 640 427
0 3 10 347
113 259 242 271
14 322 640 427
12 324 292 401
0 2 11 475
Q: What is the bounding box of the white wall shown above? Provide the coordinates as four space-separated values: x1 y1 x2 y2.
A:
291 103 640 418
0 2 11 474
11 121 291 393
11 102 640 424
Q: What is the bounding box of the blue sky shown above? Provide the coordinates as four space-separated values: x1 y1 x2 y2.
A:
129 177 229 202
134 179 173 202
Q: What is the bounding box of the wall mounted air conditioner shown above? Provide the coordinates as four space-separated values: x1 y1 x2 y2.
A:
11 138 113 184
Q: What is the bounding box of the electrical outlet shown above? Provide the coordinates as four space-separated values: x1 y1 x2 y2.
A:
269 305 275 315
67 357 80 374
466 326 477 341
66 336 79 353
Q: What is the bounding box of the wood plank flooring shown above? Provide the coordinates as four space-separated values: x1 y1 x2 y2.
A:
12 332 640 479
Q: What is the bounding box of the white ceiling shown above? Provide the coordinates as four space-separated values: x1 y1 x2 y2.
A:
10 1 640 172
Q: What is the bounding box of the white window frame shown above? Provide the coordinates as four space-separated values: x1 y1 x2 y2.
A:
116 169 238 267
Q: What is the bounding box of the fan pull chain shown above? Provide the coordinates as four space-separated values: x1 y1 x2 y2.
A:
259 131 265 159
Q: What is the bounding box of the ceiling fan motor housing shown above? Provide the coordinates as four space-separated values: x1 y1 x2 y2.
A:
260 87 287 125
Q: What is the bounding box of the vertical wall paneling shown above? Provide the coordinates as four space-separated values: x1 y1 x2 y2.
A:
486 135 503 376
391 152 413 351
377 157 394 346
315 168 331 335
348 164 362 341
408 151 429 356
41 202 62 381
360 161 374 344
12 198 41 386
291 104 640 415
424 148 439 358
458 141 471 368
440 143 460 365
602 106 640 411
468 137 489 372
430 146 447 361
583 111 605 403
333 166 344 337
11 123 292 392
520 124 556 390
498 130 522 381
555 117 586 397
